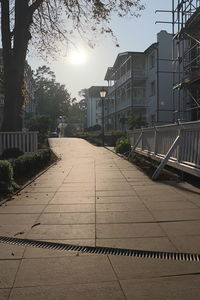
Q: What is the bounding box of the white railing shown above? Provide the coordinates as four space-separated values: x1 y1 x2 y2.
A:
0 131 38 155
127 120 200 178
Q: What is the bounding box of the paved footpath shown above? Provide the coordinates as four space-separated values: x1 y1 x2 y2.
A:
0 138 200 299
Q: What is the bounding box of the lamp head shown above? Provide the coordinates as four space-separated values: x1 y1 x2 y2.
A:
100 88 107 98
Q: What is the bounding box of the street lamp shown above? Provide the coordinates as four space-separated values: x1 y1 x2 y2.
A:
100 88 107 146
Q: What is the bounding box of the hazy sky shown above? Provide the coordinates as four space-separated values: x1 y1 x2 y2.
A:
28 1 172 101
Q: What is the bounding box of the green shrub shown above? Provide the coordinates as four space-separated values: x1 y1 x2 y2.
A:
11 149 51 178
115 136 131 154
0 160 14 194
1 147 24 159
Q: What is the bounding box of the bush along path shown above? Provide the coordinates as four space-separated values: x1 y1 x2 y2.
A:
0 148 57 199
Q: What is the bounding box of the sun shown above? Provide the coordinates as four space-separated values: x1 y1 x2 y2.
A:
68 50 87 65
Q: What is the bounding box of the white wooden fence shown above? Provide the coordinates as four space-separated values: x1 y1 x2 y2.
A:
0 131 38 155
127 120 200 178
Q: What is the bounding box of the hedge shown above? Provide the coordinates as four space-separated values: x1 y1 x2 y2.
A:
0 160 14 194
11 149 51 178
0 149 52 194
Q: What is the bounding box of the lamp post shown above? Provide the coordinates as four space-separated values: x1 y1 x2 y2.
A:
100 88 107 146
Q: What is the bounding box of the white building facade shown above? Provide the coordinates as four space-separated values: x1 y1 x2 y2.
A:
104 31 174 130
85 86 107 129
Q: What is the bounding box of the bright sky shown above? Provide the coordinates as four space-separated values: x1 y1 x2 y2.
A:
28 1 172 101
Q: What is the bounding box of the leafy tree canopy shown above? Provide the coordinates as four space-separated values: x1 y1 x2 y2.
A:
68 98 86 124
127 113 147 129
34 65 71 129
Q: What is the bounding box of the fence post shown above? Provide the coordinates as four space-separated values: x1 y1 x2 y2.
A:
127 131 142 160
152 135 180 180
154 126 158 155
177 128 182 163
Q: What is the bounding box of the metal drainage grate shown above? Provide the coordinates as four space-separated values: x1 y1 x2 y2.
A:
0 236 199 262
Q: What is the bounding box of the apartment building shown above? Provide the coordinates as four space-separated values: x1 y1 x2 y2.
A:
104 30 174 130
145 31 174 125
104 51 146 130
85 86 107 129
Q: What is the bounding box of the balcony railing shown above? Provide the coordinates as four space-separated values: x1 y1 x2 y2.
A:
127 120 200 178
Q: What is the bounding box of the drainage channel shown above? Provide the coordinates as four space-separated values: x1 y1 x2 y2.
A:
0 236 200 262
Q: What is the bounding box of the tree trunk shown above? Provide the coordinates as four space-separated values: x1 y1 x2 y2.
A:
1 0 32 131
2 62 24 131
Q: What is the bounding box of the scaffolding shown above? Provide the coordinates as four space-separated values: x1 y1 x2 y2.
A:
172 0 200 121
157 1 200 121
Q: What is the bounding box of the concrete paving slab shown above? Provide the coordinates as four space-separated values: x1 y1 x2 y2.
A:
10 281 125 300
0 225 31 237
133 185 175 192
44 204 95 213
14 256 117 287
50 190 95 197
96 178 127 183
6 198 50 206
38 212 95 225
120 277 200 300
0 214 39 225
0 205 46 214
49 196 95 205
96 190 137 197
151 208 200 221
0 244 25 259
0 289 10 300
188 198 200 208
159 220 200 236
96 223 165 238
57 187 95 194
0 260 20 288
96 183 132 191
96 237 176 252
96 196 141 204
109 255 200 280
56 186 95 192
11 192 54 201
143 200 197 210
96 202 147 212
135 189 181 197
139 194 188 202
26 224 95 239
96 211 155 223
63 178 95 183
21 186 58 193
170 235 200 253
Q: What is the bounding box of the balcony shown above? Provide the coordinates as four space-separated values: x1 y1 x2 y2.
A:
0 97 4 107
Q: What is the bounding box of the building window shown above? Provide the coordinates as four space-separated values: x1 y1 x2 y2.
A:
149 54 155 69
150 81 156 96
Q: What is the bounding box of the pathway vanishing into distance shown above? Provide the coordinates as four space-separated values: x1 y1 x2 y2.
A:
0 138 200 299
